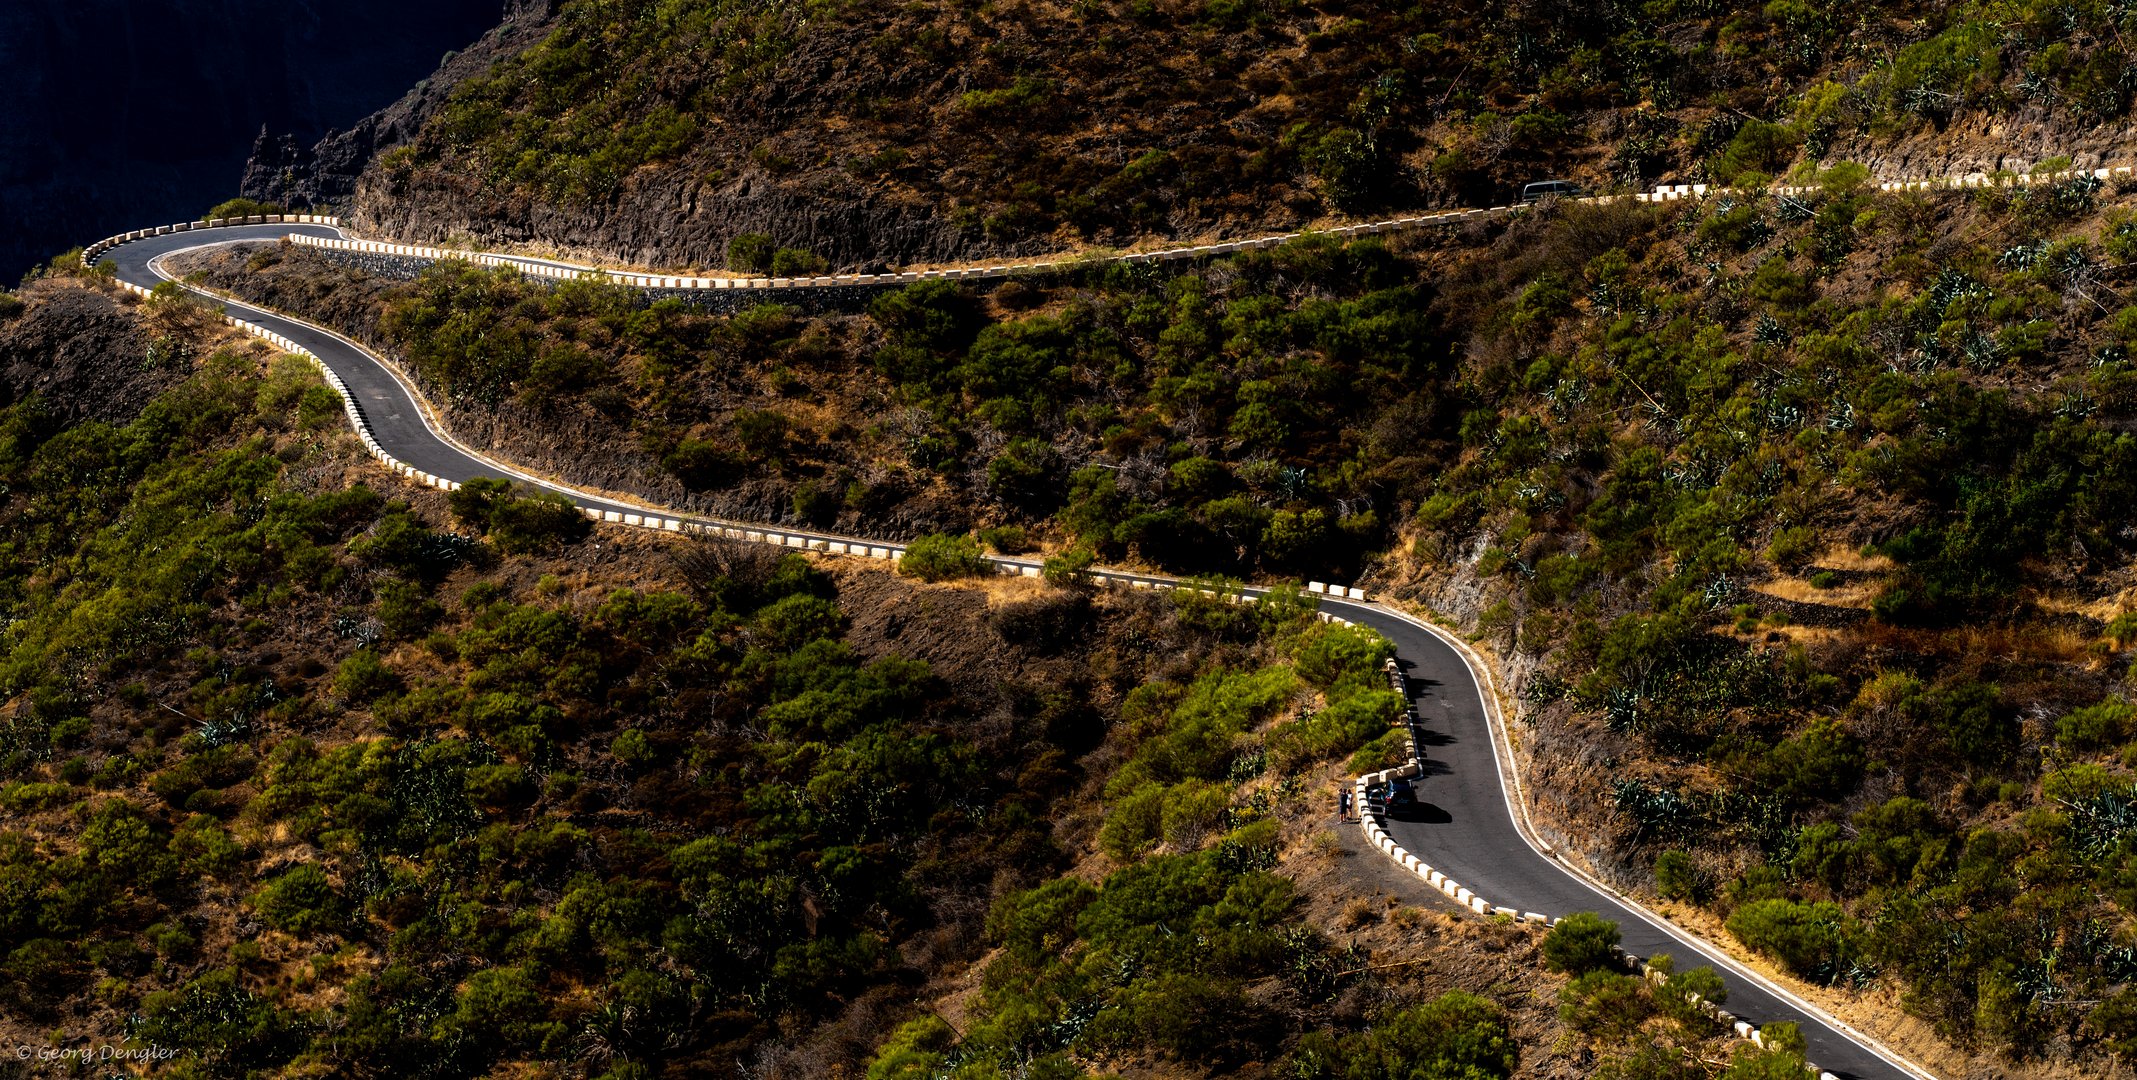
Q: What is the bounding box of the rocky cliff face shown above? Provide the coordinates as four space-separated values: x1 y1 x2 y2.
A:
0 0 505 283
347 166 979 275
239 0 557 213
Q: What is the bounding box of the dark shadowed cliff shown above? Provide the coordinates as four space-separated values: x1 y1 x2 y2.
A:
0 0 507 283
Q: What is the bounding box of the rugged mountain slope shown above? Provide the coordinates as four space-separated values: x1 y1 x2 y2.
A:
256 0 2137 273
47 1 2137 1076
172 160 2137 1077
0 270 1763 1080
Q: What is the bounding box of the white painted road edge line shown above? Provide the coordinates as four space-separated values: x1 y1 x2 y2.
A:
128 269 1894 1080
1364 602 1940 1080
91 213 1988 1079
159 163 2137 293
1349 625 1838 1071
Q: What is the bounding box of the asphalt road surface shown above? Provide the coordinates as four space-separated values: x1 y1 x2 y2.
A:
104 226 879 532
95 226 1933 1080
1322 597 1923 1080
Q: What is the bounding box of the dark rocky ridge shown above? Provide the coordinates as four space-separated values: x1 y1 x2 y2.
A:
240 0 559 213
0 0 505 284
346 169 979 275
245 0 1005 273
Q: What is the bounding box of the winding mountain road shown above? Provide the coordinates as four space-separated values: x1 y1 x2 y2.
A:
92 223 1935 1080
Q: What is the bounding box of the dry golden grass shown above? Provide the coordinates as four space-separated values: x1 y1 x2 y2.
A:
2027 588 2128 624
1647 901 1992 1080
1814 544 1895 572
1752 624 1845 648
1838 618 2096 666
1750 574 1877 609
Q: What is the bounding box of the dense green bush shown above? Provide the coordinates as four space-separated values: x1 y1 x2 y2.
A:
1289 992 1518 1079
205 197 283 220
727 233 776 274
2056 699 2134 752
251 864 343 935
770 248 829 277
1041 546 1095 588
1543 912 1622 975
447 477 591 553
897 533 989 581
1726 899 1851 978
1655 850 1704 902
334 650 400 702
1560 970 1654 1041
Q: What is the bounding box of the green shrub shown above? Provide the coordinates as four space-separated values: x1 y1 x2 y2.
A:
1041 546 1095 588
988 438 1060 511
750 594 847 651
956 77 1051 120
1656 961 1727 1030
1160 779 1230 846
296 386 343 429
1543 912 1622 975
1268 691 1402 770
335 650 400 703
1292 623 1394 691
446 965 557 1052
1099 781 1167 861
663 439 743 488
1709 121 1797 185
1303 125 1380 210
1343 729 1412 773
252 864 342 935
205 197 282 220
2057 700 2136 752
1765 526 1818 571
150 745 257 807
0 781 73 812
867 1015 958 1080
376 579 443 640
731 408 788 458
898 533 989 582
1654 850 1704 902
727 233 776 274
1288 992 1517 1079
447 478 591 554
1816 161 1870 193
135 968 301 1069
769 248 829 277
608 729 654 768
0 292 23 320
1762 716 1863 804
2107 612 2137 649
791 480 842 525
1718 1030 1808 1079
1881 21 2003 120
1725 899 1850 977
986 878 1099 966
1700 203 1770 252
977 525 1030 554
1559 969 1653 1041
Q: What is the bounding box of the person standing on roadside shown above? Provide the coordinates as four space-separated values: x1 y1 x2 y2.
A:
1339 788 1353 822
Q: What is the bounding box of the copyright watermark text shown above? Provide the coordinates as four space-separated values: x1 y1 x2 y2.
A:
14 1044 178 1063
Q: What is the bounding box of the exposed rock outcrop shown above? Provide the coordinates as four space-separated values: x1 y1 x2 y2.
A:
239 0 560 212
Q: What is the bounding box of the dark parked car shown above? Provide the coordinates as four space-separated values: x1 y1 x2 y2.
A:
1365 778 1417 815
1521 179 1584 204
